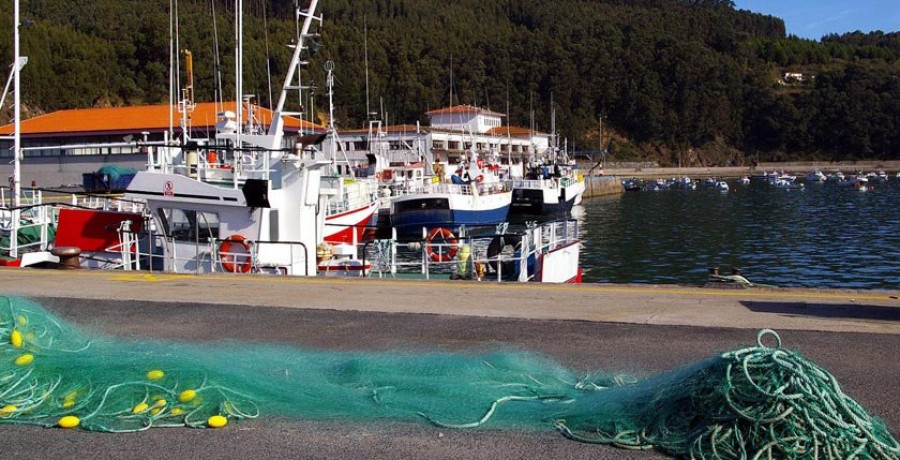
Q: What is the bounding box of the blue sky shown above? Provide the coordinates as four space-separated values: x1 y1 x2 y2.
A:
734 1 900 40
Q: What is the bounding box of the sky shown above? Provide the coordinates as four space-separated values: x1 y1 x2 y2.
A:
734 0 900 40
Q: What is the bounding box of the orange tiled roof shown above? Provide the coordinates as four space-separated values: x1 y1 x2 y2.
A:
426 105 505 117
487 126 547 136
0 102 323 136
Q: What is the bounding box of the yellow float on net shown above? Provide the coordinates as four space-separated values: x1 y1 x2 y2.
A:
0 405 17 417
14 353 33 366
207 415 228 428
178 389 196 403
145 370 165 381
10 329 23 348
132 402 149 414
17 315 27 326
170 407 185 416
58 415 80 429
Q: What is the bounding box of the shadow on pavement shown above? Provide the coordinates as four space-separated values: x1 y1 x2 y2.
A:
741 301 900 322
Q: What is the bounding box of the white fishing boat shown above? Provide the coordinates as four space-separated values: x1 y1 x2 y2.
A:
371 219 581 283
738 176 751 185
716 180 729 192
805 170 826 182
319 62 379 244
774 178 804 190
389 152 512 236
509 161 584 218
121 0 331 276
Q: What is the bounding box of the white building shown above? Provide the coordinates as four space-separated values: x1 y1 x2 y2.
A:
330 105 552 178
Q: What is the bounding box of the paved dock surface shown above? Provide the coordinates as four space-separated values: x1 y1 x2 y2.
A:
1 268 899 459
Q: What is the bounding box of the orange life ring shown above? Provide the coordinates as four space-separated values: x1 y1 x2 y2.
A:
219 234 252 273
382 169 393 180
477 159 485 169
475 175 484 183
425 227 459 262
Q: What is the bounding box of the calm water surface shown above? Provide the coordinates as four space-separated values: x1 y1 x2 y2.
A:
577 179 900 289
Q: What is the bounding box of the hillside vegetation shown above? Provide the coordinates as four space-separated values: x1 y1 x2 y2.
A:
0 0 898 164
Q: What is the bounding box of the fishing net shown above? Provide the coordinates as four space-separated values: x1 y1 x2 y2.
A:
0 296 897 459
95 165 138 181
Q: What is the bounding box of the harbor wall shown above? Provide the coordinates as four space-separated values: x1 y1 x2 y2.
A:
0 154 147 189
590 160 900 180
582 176 623 198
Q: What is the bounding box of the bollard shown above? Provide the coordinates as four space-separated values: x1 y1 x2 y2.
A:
50 247 81 269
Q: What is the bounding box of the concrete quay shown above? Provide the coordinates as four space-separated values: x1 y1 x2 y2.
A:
2 267 899 335
1 268 899 460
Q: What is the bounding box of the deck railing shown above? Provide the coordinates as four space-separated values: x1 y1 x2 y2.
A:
368 220 579 282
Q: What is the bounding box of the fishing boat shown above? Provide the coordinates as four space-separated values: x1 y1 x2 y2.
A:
773 178 805 190
622 178 643 192
121 0 330 276
389 152 512 236
805 170 826 182
508 161 584 219
372 219 581 283
508 107 584 219
319 62 379 244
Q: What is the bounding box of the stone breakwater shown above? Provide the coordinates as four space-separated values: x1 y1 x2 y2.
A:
587 160 900 180
582 176 623 198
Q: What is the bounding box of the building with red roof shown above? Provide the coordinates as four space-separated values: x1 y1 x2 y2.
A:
0 102 323 187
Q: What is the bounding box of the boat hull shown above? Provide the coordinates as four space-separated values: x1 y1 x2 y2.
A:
508 188 576 218
324 201 378 244
390 191 511 235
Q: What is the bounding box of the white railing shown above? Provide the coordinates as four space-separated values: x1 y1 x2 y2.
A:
114 228 310 277
511 178 556 190
367 220 579 282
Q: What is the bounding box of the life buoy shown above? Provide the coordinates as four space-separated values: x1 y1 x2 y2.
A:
382 169 393 180
475 175 484 183
477 159 485 169
219 234 252 273
425 227 459 262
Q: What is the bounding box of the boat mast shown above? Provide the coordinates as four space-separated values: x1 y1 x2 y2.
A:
8 0 22 259
235 0 243 148
270 0 321 140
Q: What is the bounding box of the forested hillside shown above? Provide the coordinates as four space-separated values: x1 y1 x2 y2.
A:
0 0 898 164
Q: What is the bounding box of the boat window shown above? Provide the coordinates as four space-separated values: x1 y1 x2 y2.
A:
157 208 220 242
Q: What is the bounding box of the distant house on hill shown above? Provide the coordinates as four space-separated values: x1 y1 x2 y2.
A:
783 72 805 83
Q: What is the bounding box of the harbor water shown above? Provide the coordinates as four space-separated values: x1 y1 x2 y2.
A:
578 178 900 289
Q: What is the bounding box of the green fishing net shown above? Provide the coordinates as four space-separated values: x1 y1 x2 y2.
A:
96 165 137 181
0 296 897 459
